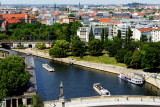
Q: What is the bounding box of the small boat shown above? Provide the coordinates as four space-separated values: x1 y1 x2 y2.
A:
118 73 143 85
42 64 55 72
93 83 111 96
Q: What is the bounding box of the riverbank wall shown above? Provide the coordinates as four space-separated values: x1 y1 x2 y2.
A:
12 48 160 91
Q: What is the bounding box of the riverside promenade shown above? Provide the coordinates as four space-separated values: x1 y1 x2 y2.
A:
12 48 160 91
43 95 160 107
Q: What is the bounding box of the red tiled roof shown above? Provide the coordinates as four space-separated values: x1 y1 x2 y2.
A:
90 13 96 16
110 21 120 24
54 12 58 16
99 18 111 23
0 14 36 20
1 14 26 19
138 27 160 32
6 18 20 24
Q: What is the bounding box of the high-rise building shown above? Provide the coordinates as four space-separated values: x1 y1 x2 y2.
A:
54 3 56 11
79 2 80 11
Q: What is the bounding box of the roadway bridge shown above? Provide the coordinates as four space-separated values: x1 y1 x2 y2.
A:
44 95 160 107
0 40 53 49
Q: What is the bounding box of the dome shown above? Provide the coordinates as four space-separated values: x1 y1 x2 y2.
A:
32 7 38 12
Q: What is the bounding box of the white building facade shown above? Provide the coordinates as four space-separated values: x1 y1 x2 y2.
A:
132 27 160 42
77 26 110 43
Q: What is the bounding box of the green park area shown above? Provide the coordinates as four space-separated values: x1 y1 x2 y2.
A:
70 54 127 67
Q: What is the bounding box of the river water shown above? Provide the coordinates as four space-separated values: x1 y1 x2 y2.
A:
16 52 157 101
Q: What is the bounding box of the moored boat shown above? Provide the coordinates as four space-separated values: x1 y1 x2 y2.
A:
93 83 111 96
42 64 55 72
118 73 143 85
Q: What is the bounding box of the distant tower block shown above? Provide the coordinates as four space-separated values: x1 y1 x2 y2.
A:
59 81 64 101
79 1 80 11
54 3 56 11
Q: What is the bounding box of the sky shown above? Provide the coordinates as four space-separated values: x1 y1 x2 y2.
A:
1 0 159 4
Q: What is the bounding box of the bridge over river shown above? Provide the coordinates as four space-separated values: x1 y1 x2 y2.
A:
44 95 160 107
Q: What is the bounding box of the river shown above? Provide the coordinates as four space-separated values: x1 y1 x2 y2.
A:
16 52 157 101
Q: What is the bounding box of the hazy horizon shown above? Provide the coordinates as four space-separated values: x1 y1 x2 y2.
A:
1 0 160 5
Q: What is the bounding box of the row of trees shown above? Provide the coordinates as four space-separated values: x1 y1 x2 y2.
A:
49 36 104 58
49 26 160 70
104 27 160 70
3 21 82 42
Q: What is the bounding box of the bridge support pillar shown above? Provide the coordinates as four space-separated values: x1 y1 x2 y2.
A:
16 99 19 107
22 98 27 106
10 99 12 107
4 100 7 107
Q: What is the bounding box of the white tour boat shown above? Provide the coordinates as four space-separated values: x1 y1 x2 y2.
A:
118 73 143 85
93 83 111 96
42 64 55 72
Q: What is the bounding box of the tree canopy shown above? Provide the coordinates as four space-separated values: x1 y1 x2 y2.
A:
49 40 69 58
89 26 94 42
104 36 122 57
0 56 30 100
88 39 103 56
71 35 86 57
4 21 82 42
141 42 160 69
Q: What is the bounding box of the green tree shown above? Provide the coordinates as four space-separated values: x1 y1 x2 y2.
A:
89 26 94 42
49 40 69 58
101 28 105 44
141 43 160 69
70 20 82 35
49 46 67 58
140 34 148 42
88 39 103 56
104 36 122 57
104 28 108 40
125 27 132 44
130 49 141 69
0 56 30 100
36 42 46 49
17 43 24 49
117 29 121 38
124 51 133 67
109 11 113 14
31 94 43 107
0 34 9 40
79 16 82 20
68 14 75 17
115 49 127 63
71 36 85 57
124 41 142 52
143 15 147 18
149 16 154 20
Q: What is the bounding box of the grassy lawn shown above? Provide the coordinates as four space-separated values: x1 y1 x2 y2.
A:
33 48 126 67
33 48 49 53
69 54 127 67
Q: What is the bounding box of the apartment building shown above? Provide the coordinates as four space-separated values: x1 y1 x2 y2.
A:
77 26 110 42
132 27 160 42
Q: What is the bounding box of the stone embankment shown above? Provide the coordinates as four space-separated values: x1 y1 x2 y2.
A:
44 95 160 107
12 48 160 90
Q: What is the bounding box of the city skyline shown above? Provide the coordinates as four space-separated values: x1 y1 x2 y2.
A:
0 0 160 5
